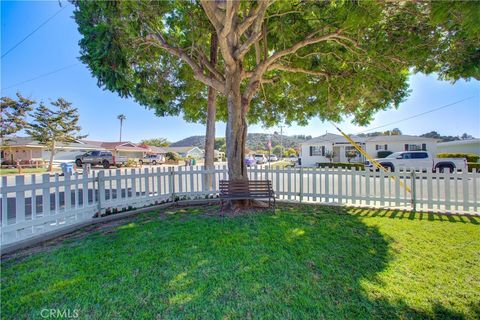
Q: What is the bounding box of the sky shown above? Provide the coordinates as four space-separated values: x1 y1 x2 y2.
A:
1 1 479 143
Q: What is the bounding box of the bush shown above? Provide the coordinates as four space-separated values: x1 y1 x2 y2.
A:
437 153 479 163
165 151 180 161
468 162 480 172
126 159 137 167
316 162 365 170
377 151 393 158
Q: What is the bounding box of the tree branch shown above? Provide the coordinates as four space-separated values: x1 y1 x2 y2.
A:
242 30 342 103
145 34 225 94
269 64 329 77
200 0 224 33
238 0 269 36
235 1 269 59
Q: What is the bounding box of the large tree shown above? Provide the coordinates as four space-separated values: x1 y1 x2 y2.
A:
73 0 478 208
0 93 35 138
26 98 86 172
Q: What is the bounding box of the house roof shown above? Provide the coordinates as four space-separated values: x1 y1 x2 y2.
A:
1 137 101 149
437 138 480 146
146 146 168 154
302 133 365 145
362 135 438 143
303 133 438 145
164 146 204 154
81 140 146 152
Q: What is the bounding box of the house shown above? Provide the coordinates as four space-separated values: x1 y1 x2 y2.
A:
164 146 204 159
437 139 480 156
139 145 167 155
82 140 147 160
300 133 438 167
1 137 102 164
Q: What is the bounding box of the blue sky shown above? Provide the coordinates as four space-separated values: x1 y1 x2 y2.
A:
2 1 479 143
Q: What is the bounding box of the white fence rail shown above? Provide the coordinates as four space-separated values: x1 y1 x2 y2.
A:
1 166 479 246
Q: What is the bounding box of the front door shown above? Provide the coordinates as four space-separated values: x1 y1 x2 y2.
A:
333 146 341 162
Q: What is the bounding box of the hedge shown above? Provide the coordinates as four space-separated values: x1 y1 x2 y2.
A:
437 153 479 163
316 162 365 170
468 162 480 172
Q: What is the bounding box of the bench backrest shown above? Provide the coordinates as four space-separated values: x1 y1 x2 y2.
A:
219 180 273 198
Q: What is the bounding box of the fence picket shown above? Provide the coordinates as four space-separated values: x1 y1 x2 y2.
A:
15 176 25 223
2 176 8 226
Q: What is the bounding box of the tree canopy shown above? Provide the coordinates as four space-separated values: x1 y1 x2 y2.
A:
26 98 86 171
140 137 170 147
73 0 478 127
0 93 35 138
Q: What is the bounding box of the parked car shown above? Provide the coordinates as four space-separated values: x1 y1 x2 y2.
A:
365 151 467 173
268 154 278 162
75 150 127 169
254 154 268 164
245 156 256 167
138 154 164 165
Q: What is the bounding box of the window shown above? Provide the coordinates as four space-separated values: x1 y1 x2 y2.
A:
412 152 428 159
309 146 325 156
375 144 383 150
405 144 423 151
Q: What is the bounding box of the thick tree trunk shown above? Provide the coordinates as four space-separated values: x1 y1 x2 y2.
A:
48 145 55 172
204 33 218 191
225 69 247 182
224 67 252 210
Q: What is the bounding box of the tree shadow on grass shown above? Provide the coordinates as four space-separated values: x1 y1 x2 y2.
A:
1 205 477 319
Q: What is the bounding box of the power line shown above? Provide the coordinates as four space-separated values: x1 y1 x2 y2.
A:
318 96 476 146
1 63 81 91
355 96 476 135
1 4 68 59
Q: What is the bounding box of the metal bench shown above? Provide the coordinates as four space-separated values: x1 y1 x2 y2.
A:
219 180 276 208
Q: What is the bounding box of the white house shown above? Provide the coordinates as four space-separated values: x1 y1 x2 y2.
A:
437 139 480 156
164 146 204 159
300 133 438 167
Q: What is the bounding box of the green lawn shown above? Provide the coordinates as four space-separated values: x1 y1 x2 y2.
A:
2 205 479 319
0 168 58 175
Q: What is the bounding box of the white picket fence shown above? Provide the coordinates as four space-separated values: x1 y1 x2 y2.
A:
1 165 479 247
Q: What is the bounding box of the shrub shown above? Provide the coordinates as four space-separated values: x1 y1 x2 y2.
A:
437 153 479 163
126 159 137 167
165 151 180 161
468 162 480 172
316 162 365 170
377 151 393 158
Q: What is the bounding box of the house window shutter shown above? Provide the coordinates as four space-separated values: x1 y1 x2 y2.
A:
375 144 379 150
404 144 409 151
422 143 426 151
309 146 313 156
384 144 388 150
322 146 325 156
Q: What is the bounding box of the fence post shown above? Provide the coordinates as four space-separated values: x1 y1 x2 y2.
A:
410 170 416 212
169 167 176 203
299 166 304 203
97 170 105 216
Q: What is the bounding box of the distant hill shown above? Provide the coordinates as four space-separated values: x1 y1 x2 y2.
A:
170 133 312 150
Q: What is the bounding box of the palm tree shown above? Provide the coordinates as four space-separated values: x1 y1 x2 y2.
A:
117 114 126 142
